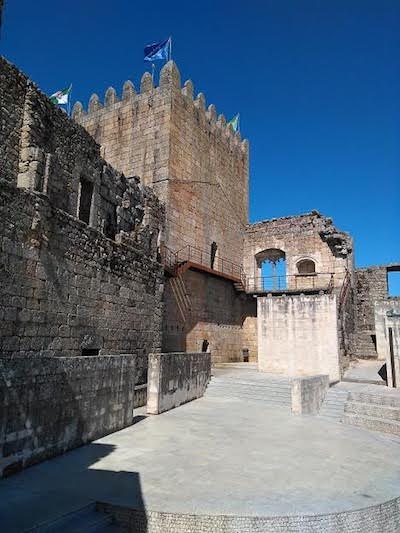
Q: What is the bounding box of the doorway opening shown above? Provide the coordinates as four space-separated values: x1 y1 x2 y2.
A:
210 242 218 270
201 339 209 352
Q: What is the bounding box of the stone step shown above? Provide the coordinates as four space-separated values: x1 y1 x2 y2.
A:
345 401 400 421
208 382 291 394
206 384 291 396
28 503 121 533
206 389 291 399
205 391 291 406
348 391 400 409
318 389 349 420
208 379 291 390
343 413 400 437
210 377 291 387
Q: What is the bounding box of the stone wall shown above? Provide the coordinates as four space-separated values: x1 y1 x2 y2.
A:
98 498 400 533
167 70 248 266
353 266 389 359
0 58 26 183
0 355 137 477
147 352 211 414
74 61 250 361
0 56 164 245
291 375 329 415
257 294 340 382
75 61 249 266
0 181 163 381
244 211 353 290
162 270 256 363
375 299 400 387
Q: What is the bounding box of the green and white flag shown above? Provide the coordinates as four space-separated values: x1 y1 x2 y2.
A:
227 113 240 132
50 85 72 105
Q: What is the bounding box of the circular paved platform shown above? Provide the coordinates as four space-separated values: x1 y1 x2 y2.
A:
109 395 400 517
2 385 400 532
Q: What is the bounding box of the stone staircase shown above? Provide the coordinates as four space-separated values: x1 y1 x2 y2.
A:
206 368 291 408
27 503 122 532
343 390 400 437
318 386 349 421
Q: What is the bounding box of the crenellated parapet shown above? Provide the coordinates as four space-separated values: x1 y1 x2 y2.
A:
72 61 248 156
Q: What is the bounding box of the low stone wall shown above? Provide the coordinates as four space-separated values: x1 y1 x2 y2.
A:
0 355 137 477
97 498 400 533
291 375 329 415
147 352 211 414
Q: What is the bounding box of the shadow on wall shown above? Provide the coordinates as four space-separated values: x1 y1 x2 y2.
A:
0 441 148 533
0 355 137 479
163 269 257 355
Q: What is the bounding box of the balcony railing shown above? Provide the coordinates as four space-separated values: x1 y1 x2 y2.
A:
245 273 335 293
161 245 338 295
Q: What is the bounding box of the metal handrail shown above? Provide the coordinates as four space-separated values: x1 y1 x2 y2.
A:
245 273 336 293
161 244 246 283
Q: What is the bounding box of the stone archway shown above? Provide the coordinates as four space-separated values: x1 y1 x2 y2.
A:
255 248 286 291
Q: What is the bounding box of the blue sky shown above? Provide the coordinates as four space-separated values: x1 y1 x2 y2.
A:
2 0 399 287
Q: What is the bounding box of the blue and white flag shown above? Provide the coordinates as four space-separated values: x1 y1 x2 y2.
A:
144 37 171 62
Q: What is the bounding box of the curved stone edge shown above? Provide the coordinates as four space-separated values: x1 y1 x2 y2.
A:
98 496 400 533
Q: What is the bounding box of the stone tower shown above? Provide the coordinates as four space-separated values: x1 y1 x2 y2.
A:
74 61 249 266
74 61 253 361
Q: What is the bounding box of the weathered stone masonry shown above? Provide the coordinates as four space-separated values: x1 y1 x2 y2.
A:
0 355 138 477
74 62 252 362
0 56 165 475
0 180 163 370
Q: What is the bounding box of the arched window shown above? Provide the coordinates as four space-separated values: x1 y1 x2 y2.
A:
255 248 286 290
297 259 316 275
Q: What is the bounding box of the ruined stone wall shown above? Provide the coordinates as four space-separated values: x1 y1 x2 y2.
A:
0 355 137 477
1 55 163 244
352 266 389 359
0 181 163 380
0 57 167 476
257 294 340 382
244 211 353 289
0 58 165 380
162 271 256 363
0 58 26 183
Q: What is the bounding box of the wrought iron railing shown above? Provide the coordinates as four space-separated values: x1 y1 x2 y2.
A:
245 273 335 293
175 245 245 280
160 244 246 283
161 244 339 295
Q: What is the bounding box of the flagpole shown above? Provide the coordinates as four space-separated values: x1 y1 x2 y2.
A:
169 36 172 62
67 84 72 117
151 63 155 85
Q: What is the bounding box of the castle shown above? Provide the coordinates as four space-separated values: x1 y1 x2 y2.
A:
0 55 399 483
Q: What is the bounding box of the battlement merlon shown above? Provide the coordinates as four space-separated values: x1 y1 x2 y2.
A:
72 60 249 155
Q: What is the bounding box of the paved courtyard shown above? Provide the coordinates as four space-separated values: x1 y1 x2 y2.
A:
2 378 400 532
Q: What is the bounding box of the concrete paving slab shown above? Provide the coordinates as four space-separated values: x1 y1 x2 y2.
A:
1 392 400 532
